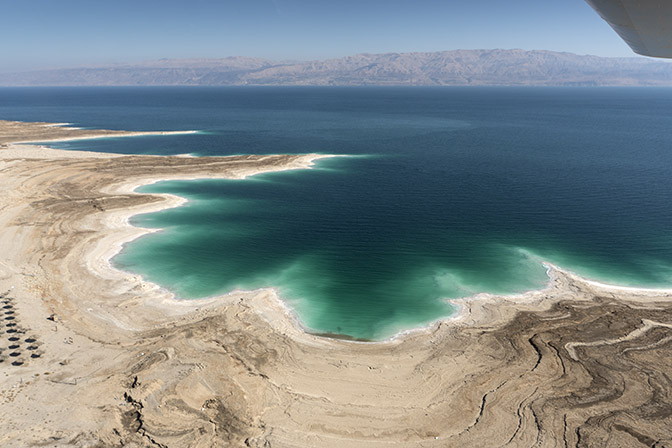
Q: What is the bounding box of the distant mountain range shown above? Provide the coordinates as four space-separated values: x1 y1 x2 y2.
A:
3 49 672 87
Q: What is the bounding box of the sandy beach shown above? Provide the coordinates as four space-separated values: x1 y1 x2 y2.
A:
1 119 671 447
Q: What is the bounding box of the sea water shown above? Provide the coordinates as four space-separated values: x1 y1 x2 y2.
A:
2 87 672 339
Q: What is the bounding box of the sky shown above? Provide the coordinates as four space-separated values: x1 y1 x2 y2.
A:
0 0 636 72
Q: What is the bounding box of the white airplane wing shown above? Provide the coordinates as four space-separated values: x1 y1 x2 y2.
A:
586 0 672 58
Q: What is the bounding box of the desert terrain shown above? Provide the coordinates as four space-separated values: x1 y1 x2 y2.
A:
1 120 671 447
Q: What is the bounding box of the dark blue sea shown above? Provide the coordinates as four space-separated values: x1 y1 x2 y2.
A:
2 86 672 339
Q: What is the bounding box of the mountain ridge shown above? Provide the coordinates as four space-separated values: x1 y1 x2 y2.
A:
3 49 672 86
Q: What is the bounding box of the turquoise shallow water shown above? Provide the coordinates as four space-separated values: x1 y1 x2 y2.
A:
118 171 551 339
3 87 672 339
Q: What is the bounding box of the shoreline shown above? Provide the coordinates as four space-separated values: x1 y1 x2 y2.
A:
0 119 199 147
6 121 672 333
90 151 338 342
12 126 200 144
14 129 200 145
89 145 672 342
105 174 672 341
1 120 672 447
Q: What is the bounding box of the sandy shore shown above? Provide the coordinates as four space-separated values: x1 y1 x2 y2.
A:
1 120 672 447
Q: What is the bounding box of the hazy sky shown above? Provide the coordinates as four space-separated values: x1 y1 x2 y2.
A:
0 0 635 72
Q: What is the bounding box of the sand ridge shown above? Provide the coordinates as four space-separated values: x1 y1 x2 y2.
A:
0 120 671 447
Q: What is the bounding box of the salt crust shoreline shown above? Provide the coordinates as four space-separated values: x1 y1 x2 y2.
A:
15 129 200 145
90 150 337 341
3 120 672 446
92 157 563 342
5 132 672 342
78 143 672 343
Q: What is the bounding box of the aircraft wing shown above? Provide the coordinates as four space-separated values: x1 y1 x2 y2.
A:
585 0 672 58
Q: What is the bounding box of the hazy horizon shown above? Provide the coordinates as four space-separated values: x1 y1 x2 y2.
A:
1 0 639 73
1 47 652 75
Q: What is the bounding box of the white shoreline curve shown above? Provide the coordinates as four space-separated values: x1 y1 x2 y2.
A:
88 151 340 339
102 167 672 343
14 129 200 145
8 127 671 344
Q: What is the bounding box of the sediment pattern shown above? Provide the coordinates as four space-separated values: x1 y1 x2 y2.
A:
100 291 672 447
1 121 671 447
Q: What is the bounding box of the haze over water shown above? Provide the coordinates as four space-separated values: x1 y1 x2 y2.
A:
3 87 672 339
